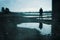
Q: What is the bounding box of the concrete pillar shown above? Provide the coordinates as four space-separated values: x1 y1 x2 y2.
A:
52 0 60 40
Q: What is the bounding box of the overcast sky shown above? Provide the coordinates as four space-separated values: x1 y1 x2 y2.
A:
0 0 52 12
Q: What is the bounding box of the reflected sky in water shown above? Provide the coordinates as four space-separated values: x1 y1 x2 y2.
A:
17 23 51 35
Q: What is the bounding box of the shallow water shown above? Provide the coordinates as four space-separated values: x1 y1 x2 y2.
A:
17 12 52 35
17 23 51 35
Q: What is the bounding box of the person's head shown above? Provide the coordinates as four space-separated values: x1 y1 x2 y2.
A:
40 8 42 9
6 8 9 11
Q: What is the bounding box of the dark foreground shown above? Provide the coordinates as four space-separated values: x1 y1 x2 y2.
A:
0 13 51 40
16 27 51 40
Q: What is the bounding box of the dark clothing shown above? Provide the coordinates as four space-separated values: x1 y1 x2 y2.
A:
39 8 43 16
5 8 10 14
39 8 43 29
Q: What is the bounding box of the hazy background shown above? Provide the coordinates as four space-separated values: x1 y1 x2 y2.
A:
0 0 52 35
0 0 52 12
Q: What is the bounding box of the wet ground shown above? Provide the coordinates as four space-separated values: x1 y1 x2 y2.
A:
0 13 52 40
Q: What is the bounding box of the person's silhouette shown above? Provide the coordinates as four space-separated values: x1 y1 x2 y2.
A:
5 8 10 14
39 8 43 29
1 7 4 12
39 8 43 17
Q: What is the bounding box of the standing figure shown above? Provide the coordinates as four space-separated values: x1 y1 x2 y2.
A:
39 8 43 29
1 7 5 14
1 7 4 12
5 8 10 14
39 8 43 17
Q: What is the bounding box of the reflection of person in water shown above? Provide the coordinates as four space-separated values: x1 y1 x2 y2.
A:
39 8 43 29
